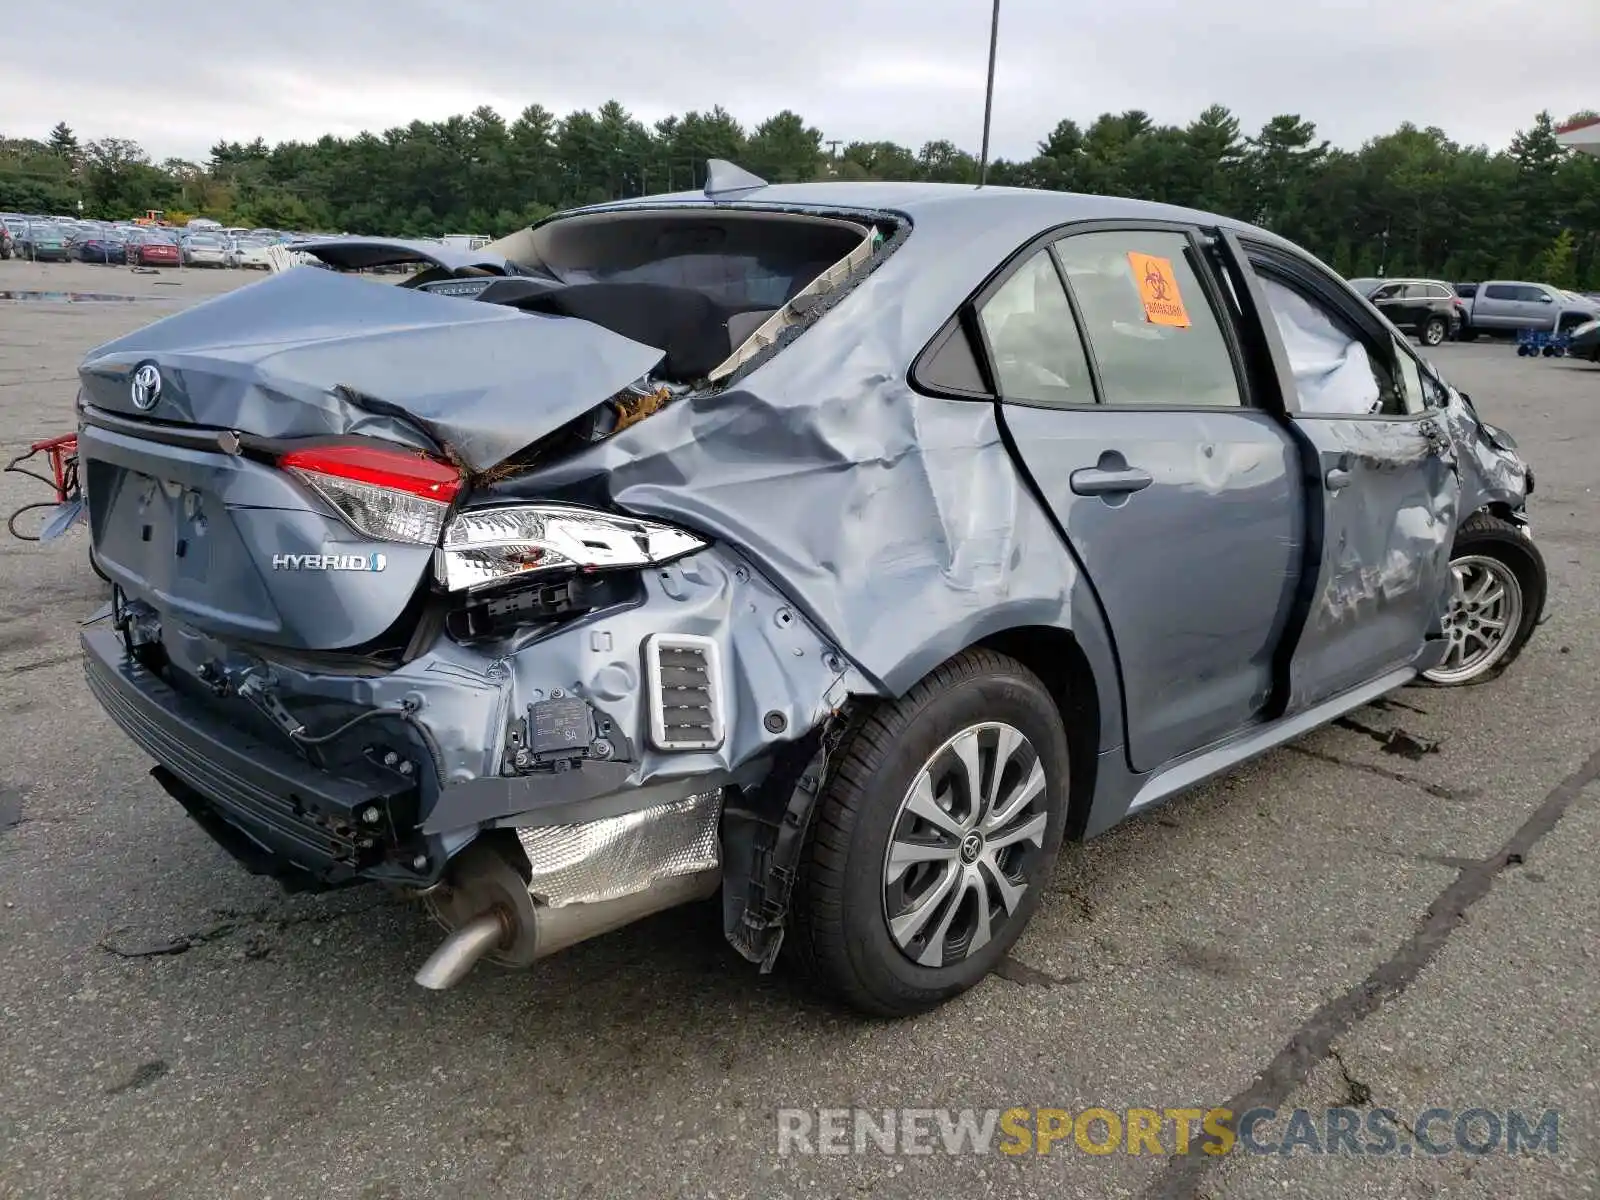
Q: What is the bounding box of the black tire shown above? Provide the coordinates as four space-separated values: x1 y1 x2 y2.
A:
788 649 1070 1017
1418 512 1545 687
1457 326 1477 343
1422 316 1447 347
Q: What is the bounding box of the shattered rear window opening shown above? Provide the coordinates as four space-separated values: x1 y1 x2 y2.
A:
483 205 908 467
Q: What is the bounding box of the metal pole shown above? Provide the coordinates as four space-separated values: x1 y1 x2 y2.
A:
978 0 1002 186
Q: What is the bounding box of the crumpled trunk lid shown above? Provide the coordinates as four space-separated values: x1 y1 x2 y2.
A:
77 267 664 652
78 266 664 471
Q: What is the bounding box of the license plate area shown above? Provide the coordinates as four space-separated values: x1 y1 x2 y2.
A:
86 458 280 634
91 465 215 587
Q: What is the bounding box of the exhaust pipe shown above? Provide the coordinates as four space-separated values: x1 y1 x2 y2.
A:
414 836 719 990
414 910 508 991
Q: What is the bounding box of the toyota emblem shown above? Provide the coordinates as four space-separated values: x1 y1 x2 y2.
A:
130 364 162 411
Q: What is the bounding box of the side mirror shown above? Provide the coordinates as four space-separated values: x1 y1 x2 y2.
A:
1537 294 1554 303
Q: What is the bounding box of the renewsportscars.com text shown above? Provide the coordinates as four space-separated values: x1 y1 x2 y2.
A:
776 1106 1561 1158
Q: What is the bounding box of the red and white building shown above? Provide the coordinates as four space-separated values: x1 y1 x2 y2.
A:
1555 115 1600 157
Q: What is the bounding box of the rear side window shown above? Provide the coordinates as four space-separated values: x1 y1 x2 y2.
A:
1424 284 1453 300
976 250 1095 406
1484 284 1519 300
1053 230 1243 408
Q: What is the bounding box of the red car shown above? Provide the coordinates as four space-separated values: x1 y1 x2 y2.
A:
125 233 180 266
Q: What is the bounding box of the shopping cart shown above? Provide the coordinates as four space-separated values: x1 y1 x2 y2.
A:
1515 328 1571 357
5 432 84 541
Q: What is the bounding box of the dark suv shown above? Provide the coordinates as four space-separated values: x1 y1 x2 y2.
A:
1362 278 1463 346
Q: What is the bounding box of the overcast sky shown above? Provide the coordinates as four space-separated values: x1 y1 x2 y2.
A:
6 0 1596 163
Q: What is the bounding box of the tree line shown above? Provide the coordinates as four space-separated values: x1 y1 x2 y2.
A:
3 103 1598 286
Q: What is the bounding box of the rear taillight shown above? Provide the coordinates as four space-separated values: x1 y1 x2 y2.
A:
436 503 707 591
279 443 462 545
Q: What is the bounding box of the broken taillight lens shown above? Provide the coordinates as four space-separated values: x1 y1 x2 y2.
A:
279 444 462 545
437 504 707 591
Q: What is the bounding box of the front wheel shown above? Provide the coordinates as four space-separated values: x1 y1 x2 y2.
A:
1420 513 1545 686
1422 316 1447 347
788 649 1070 1016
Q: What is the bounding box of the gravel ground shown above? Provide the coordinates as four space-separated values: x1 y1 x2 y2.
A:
1 260 1597 1200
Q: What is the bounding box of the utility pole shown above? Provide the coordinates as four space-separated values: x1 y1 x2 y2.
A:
978 0 1002 186
826 139 842 158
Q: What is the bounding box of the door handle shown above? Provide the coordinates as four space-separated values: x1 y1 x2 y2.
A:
1070 466 1154 497
1324 467 1352 491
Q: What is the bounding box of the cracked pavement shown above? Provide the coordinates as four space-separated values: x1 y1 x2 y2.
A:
1 262 1598 1199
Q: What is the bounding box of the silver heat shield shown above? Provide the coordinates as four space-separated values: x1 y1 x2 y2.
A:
516 790 723 907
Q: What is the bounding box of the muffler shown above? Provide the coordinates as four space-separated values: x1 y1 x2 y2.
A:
413 811 721 990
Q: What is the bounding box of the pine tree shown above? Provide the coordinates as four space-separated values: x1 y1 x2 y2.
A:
48 122 78 160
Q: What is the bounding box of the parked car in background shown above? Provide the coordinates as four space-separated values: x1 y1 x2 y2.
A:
124 229 180 267
227 237 275 269
75 176 1546 1016
181 233 230 267
1362 278 1463 346
16 222 71 261
1455 280 1600 340
68 230 127 264
1567 316 1600 362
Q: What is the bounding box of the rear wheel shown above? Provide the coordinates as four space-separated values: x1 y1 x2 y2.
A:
788 649 1069 1016
1420 513 1544 686
1422 316 1448 346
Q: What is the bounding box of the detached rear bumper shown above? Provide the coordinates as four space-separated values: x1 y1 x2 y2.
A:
82 625 421 889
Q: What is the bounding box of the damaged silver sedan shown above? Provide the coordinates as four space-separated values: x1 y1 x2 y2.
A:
75 164 1546 1016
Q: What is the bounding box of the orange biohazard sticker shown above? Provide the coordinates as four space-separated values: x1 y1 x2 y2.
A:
1127 252 1191 328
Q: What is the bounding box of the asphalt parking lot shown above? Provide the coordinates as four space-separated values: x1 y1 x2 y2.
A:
1 260 1597 1200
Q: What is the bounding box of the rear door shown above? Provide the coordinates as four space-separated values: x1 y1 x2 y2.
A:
1398 283 1435 332
980 223 1303 773
1225 237 1460 709
1476 283 1521 330
1369 282 1406 330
